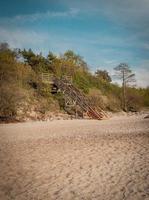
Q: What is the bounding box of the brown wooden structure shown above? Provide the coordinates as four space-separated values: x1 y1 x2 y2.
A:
41 73 109 120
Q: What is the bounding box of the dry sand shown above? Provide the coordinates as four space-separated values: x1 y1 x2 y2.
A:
0 115 149 200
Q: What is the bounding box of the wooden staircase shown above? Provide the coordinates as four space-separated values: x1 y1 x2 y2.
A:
53 77 109 120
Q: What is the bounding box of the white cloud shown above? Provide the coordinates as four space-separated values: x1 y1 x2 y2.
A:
64 0 149 43
64 0 149 26
0 28 49 49
135 60 149 88
0 8 79 24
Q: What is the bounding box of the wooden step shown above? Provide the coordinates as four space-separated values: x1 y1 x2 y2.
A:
53 77 108 120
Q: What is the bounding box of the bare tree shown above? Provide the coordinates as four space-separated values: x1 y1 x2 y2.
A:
114 63 135 111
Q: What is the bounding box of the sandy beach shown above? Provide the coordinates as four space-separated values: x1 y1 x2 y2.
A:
0 115 149 200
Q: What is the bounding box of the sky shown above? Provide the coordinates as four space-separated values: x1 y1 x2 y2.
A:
0 0 149 87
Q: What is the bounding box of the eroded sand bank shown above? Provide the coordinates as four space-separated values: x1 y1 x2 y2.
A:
0 116 149 200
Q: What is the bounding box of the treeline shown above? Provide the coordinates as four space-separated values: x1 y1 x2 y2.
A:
0 42 149 120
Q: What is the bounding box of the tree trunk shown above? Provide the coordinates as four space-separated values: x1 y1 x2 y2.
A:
122 71 127 111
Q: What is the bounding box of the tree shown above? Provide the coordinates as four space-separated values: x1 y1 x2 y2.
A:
114 63 135 111
20 49 50 73
0 44 33 117
95 69 112 83
63 50 88 70
0 42 9 51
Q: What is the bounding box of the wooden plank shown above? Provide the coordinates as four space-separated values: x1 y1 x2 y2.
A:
42 73 108 120
53 77 108 120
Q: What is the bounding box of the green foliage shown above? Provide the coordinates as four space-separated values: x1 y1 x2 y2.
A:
73 71 90 93
138 87 149 107
0 43 149 119
0 44 34 117
20 49 52 73
95 69 112 83
114 63 136 111
126 87 143 111
63 50 88 70
54 93 65 110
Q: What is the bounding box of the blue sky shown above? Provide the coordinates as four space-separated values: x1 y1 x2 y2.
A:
0 0 149 87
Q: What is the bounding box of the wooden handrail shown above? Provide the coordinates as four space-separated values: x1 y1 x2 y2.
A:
53 77 108 120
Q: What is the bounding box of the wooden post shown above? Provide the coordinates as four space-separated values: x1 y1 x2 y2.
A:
75 105 78 119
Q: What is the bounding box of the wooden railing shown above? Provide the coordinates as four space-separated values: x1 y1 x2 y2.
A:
41 73 109 120
53 77 108 120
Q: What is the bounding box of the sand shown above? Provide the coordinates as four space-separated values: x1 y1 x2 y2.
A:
0 115 149 200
